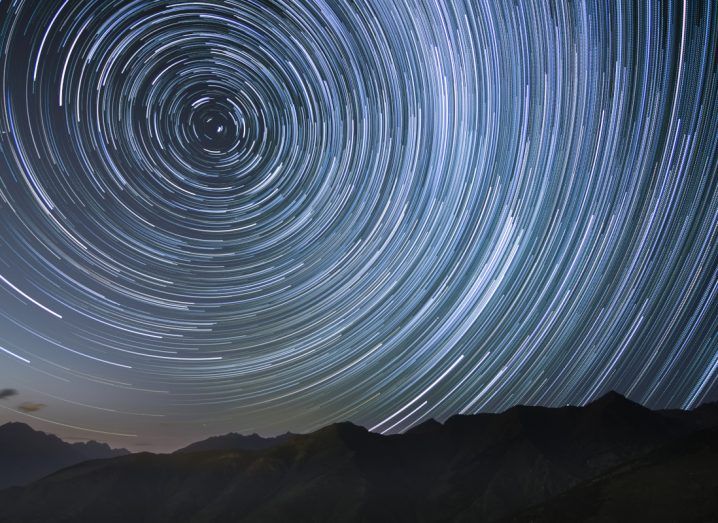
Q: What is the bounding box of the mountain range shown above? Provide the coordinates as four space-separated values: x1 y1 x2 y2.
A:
0 392 716 522
0 422 129 490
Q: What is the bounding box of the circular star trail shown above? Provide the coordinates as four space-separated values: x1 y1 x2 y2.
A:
0 0 717 442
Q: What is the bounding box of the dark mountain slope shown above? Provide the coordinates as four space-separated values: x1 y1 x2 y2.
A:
659 400 718 428
0 392 715 522
0 422 129 489
506 426 718 522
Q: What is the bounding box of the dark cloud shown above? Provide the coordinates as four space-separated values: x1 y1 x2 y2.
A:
0 388 18 400
17 402 46 413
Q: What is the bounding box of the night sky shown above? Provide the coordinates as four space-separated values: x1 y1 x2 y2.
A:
0 0 717 452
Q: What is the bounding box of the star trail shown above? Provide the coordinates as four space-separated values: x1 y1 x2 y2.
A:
0 0 717 450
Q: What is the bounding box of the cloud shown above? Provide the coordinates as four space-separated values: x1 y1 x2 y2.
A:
18 402 46 413
0 388 18 400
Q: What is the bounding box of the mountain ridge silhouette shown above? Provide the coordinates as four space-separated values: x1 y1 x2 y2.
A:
1 391 717 521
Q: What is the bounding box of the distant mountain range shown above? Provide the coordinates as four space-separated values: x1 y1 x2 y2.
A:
0 422 129 489
0 392 716 522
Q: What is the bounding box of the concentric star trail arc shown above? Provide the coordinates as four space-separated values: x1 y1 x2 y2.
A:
0 0 717 448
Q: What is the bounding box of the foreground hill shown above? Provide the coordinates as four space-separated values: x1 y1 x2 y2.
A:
506 426 718 522
0 422 130 489
0 392 716 522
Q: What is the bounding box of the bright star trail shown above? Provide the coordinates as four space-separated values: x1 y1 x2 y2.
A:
0 0 717 450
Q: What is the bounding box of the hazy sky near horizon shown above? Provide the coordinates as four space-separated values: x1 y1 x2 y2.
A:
1 0 717 452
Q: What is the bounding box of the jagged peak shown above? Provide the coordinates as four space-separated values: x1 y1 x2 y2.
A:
310 421 370 443
587 390 639 408
320 421 368 434
1 421 38 432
